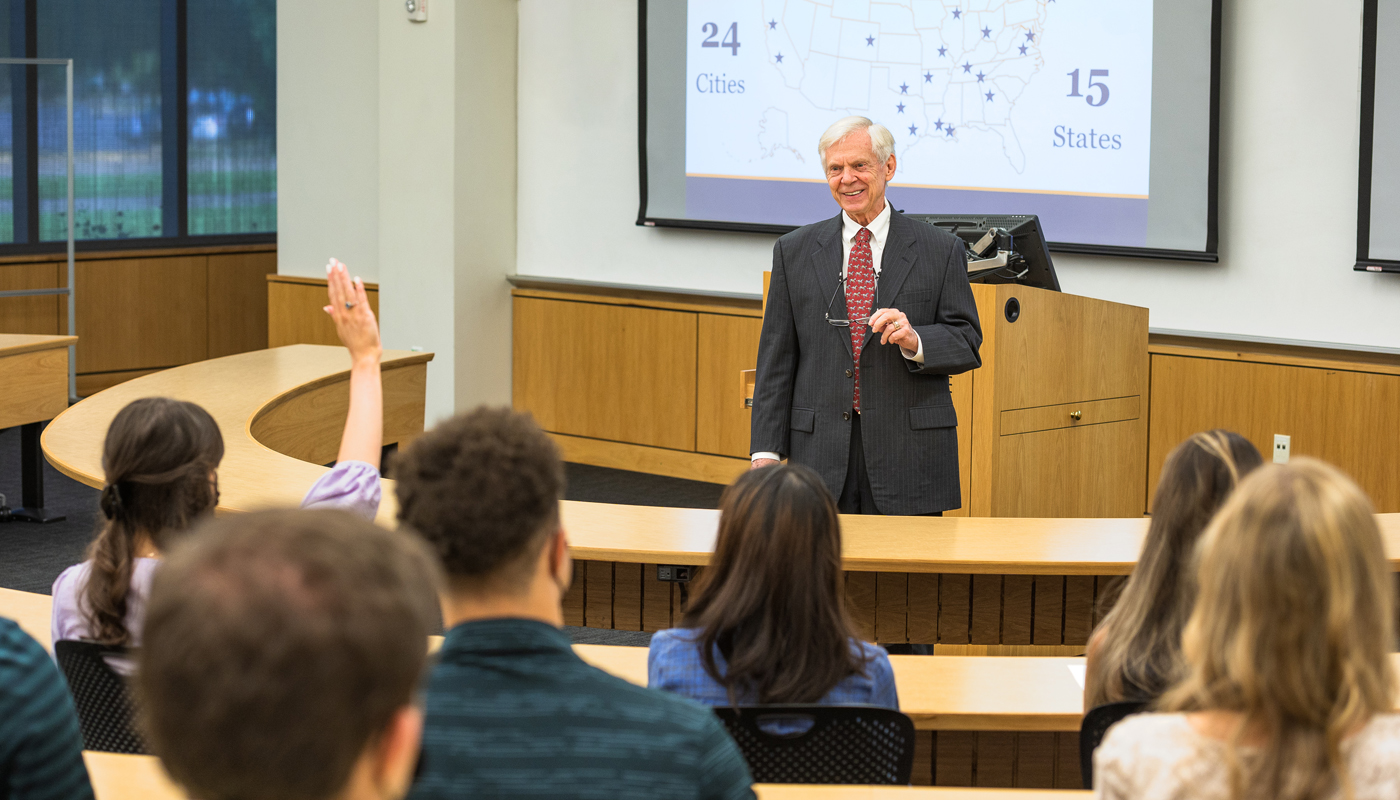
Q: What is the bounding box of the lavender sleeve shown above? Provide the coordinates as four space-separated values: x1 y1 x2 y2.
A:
301 460 382 520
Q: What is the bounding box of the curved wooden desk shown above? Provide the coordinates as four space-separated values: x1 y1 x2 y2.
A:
42 345 432 526
41 345 1400 656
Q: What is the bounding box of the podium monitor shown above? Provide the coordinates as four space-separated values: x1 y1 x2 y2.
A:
908 214 1061 292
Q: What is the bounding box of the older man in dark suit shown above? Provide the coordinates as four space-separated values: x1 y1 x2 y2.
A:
750 116 982 516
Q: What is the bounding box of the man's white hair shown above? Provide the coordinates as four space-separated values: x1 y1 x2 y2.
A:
817 116 895 165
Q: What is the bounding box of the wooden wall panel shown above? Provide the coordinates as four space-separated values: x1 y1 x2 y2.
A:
938 574 971 645
994 418 1148 517
975 732 1015 787
1002 575 1034 645
695 313 762 458
208 252 276 358
0 262 60 334
642 564 672 632
268 276 380 348
76 256 208 373
875 572 908 643
907 574 939 644
845 571 877 641
585 561 613 629
910 731 934 785
613 563 642 631
1017 732 1058 787
513 297 698 452
934 731 974 786
562 560 585 626
0 347 68 428
1149 354 1400 512
970 575 1002 644
1055 733 1083 788
1032 576 1065 645
949 369 974 517
992 285 1149 413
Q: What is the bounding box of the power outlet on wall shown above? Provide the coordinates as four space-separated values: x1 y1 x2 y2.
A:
1273 434 1291 464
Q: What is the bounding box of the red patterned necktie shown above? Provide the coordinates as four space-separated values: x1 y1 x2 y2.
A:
847 227 875 411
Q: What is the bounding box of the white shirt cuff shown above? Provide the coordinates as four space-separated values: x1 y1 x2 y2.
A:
751 452 781 463
901 332 925 364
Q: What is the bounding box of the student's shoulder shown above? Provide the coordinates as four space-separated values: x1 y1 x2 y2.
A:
51 560 92 598
649 627 701 658
0 617 45 660
581 657 722 733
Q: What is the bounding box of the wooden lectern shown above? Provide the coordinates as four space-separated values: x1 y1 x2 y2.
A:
746 278 1149 518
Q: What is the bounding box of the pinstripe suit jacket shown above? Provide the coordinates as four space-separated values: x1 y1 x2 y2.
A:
750 210 982 515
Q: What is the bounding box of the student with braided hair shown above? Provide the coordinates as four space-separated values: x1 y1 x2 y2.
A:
51 396 225 673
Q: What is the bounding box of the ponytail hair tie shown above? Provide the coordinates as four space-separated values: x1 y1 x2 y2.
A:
100 483 125 520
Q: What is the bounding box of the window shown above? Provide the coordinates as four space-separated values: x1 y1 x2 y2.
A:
0 0 274 249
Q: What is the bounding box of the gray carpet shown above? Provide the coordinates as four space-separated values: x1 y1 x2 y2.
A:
0 424 720 645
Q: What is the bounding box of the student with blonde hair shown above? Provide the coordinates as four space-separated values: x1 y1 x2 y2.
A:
1094 459 1400 800
1084 430 1262 710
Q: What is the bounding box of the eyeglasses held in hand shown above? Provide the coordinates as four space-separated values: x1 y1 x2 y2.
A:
825 273 883 328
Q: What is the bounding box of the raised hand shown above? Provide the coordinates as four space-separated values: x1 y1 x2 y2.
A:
323 258 381 365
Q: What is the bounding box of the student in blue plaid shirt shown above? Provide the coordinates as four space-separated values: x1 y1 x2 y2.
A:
648 464 898 710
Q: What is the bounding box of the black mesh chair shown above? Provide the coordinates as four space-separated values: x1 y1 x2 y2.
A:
1079 700 1147 789
53 640 147 754
713 705 915 784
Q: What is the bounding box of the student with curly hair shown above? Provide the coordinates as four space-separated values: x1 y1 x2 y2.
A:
394 407 755 800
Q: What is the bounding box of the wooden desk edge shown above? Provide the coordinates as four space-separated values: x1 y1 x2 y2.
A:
0 334 78 357
40 349 435 494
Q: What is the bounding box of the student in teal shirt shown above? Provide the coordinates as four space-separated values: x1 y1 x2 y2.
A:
395 408 755 800
0 618 94 800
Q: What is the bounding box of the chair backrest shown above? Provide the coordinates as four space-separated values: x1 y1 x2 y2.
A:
713 704 915 784
54 640 147 754
1079 700 1148 788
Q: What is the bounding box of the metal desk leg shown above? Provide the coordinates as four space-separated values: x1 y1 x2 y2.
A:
11 421 64 523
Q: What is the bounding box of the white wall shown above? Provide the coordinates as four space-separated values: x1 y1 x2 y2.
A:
377 0 458 423
517 0 1400 351
277 0 380 280
280 0 517 420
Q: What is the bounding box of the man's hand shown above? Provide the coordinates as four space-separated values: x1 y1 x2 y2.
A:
869 308 918 350
750 458 780 470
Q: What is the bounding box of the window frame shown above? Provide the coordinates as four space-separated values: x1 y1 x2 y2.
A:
0 0 276 256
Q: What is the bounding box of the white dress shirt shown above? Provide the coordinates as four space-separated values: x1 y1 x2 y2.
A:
752 201 923 462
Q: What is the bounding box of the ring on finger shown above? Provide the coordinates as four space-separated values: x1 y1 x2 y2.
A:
345 301 356 309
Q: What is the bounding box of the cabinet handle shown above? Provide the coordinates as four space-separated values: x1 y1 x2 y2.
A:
1070 410 1082 421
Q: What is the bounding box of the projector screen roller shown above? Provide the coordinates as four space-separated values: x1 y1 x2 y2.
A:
1357 0 1400 272
639 0 1221 260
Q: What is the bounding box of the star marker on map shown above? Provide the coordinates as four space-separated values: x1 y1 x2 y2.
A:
937 46 947 57
986 91 995 101
899 82 909 94
982 26 992 38
866 34 875 46
976 71 986 83
908 124 918 135
896 102 905 113
775 52 783 63
924 71 933 82
961 62 972 74
768 19 777 29
952 8 961 19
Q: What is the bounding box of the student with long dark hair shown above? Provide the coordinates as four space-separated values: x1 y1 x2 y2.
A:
51 397 225 671
1084 430 1262 711
649 463 896 709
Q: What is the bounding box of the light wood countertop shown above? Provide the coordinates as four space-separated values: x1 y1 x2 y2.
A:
36 344 1400 575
